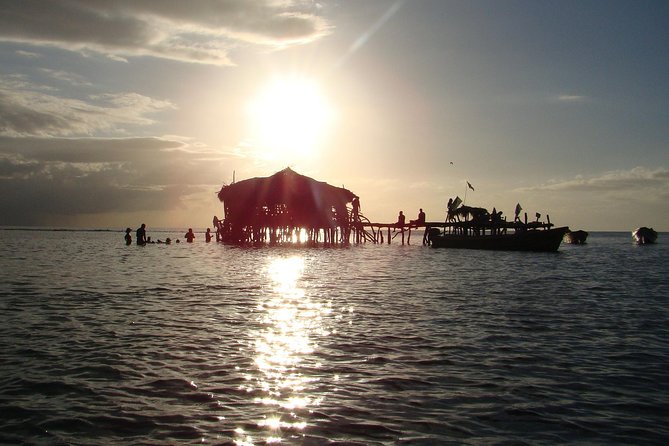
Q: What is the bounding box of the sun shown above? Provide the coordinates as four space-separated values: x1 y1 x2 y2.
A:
247 77 333 160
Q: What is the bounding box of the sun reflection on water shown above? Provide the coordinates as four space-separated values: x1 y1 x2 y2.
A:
235 256 330 445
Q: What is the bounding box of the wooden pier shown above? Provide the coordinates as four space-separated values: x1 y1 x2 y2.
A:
354 213 553 246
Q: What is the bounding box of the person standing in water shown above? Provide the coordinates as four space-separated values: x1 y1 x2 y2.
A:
136 224 147 246
124 228 132 245
185 228 195 243
205 228 212 243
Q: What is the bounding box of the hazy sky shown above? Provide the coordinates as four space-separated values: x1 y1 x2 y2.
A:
1 0 668 230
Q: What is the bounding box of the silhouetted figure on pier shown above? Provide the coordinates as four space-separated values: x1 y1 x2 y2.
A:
185 228 195 243
410 208 426 226
213 216 222 242
351 197 360 222
396 211 406 228
124 228 132 245
136 224 147 246
446 197 462 222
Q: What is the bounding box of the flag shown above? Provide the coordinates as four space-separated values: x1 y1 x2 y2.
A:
515 203 522 215
467 181 475 191
452 196 462 209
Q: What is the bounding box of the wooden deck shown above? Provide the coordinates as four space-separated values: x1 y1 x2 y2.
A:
355 214 553 245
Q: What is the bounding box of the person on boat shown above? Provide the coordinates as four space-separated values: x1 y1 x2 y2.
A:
136 223 147 246
185 228 195 243
396 211 406 228
205 228 212 243
514 203 523 222
124 228 132 245
446 197 462 222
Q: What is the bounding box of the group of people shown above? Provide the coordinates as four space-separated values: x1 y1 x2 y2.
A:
395 208 426 228
124 224 211 245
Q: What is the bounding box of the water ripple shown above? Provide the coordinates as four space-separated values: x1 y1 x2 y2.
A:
0 231 668 444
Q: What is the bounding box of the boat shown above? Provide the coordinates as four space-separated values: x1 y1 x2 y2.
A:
429 225 569 252
564 229 588 244
632 227 657 244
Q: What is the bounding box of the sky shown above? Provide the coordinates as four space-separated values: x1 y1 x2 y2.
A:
1 0 668 231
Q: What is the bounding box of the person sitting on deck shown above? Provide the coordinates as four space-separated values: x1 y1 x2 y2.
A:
396 211 406 228
410 208 426 227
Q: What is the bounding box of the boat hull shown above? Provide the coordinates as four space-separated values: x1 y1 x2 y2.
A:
632 227 657 245
564 229 588 244
429 226 569 252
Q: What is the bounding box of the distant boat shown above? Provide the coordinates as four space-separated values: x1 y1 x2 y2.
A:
429 225 569 252
632 227 657 245
564 229 588 244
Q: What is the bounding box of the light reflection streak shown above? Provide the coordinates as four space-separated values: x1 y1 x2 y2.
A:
234 256 328 445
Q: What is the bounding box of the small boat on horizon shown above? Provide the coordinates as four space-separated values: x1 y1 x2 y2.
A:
564 229 588 244
632 227 657 245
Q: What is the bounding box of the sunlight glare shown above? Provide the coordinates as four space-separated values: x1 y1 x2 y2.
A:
247 77 333 160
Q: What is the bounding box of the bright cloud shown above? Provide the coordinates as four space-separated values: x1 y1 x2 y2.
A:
0 77 175 137
0 0 331 66
550 94 589 103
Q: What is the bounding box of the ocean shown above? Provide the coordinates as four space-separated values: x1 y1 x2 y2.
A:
0 229 667 445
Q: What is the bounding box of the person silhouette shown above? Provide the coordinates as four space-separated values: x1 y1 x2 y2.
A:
185 228 195 243
124 228 132 245
396 211 406 228
205 228 212 243
136 224 147 246
410 208 426 226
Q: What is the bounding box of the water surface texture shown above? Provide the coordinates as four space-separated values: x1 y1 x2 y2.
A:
1 230 668 445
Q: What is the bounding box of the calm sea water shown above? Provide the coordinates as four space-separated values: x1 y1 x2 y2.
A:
0 229 667 445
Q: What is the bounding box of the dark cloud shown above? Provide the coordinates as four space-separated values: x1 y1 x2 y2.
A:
0 136 235 226
0 0 331 65
0 91 71 136
0 136 182 163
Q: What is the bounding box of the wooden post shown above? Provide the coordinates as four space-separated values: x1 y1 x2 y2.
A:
387 227 391 244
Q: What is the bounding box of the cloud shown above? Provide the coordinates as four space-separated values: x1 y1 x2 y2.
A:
0 135 238 225
0 76 175 136
550 94 589 103
518 166 669 195
0 0 331 66
39 68 92 87
15 50 41 58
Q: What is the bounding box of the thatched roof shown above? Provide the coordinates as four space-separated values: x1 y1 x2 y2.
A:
217 168 357 228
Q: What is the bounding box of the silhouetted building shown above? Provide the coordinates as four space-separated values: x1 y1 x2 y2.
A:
217 167 358 244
